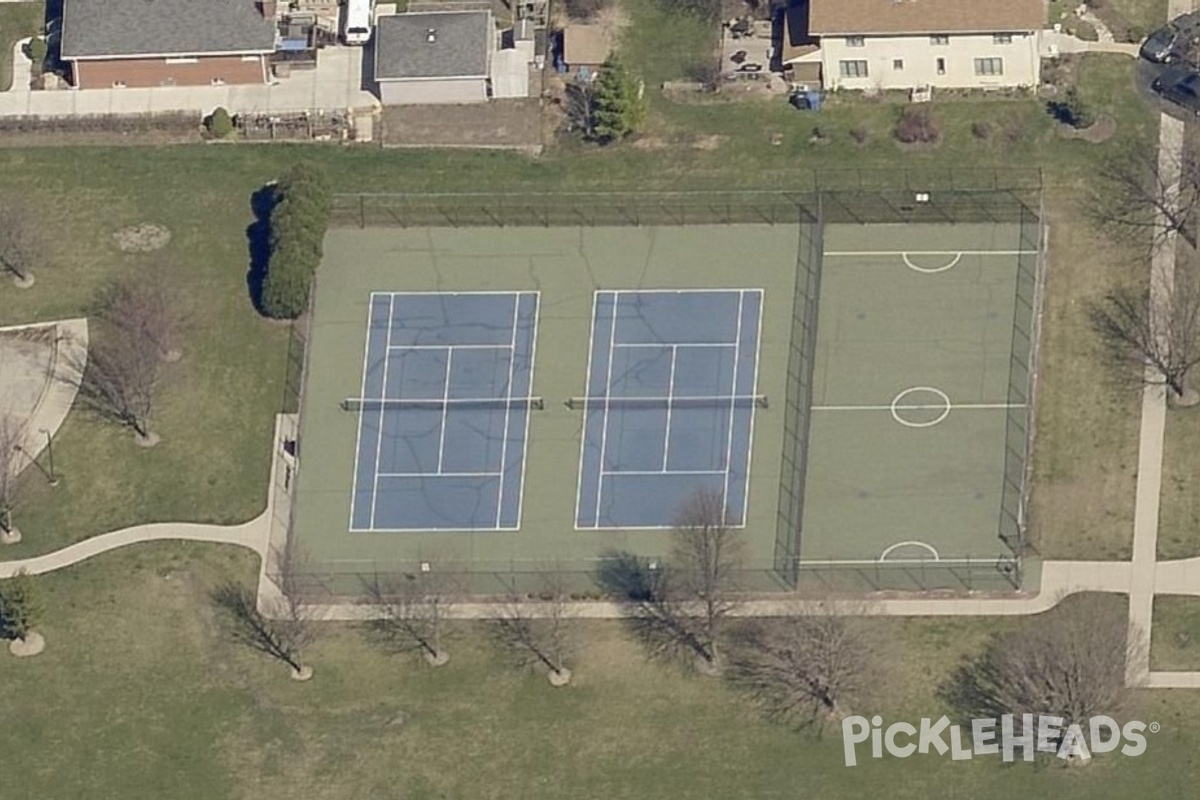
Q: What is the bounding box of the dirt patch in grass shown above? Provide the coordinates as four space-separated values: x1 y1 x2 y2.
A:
1057 114 1118 143
381 100 543 151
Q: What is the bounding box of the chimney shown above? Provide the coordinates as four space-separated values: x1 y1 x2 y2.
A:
427 28 437 43
256 0 277 20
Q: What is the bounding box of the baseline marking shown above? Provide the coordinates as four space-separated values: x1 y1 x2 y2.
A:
811 403 1025 410
824 249 1038 257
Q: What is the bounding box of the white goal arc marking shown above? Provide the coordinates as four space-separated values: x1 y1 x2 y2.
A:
879 540 941 562
902 251 962 273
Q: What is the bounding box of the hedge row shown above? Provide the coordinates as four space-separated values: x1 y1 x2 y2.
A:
261 163 332 319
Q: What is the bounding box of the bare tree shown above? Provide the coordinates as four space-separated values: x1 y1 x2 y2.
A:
562 80 595 137
491 575 575 686
726 602 884 730
1089 144 1200 249
65 324 162 444
938 595 1137 756
0 199 47 288
597 489 742 675
361 568 462 666
1089 264 1200 405
0 416 26 545
95 273 185 362
212 546 319 680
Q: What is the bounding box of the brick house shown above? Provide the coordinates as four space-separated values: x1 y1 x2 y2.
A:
60 0 278 89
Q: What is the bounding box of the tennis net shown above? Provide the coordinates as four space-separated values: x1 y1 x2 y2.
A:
341 396 544 412
564 394 768 411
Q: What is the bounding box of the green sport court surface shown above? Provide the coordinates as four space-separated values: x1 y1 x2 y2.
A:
289 212 1038 592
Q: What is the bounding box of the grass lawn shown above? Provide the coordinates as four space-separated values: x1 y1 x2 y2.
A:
2 547 1199 800
1152 596 1200 670
0 3 41 92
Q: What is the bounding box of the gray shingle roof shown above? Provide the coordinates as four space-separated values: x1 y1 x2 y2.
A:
61 0 277 59
374 12 491 81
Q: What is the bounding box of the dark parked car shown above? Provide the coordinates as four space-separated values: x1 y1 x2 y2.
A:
1142 12 1200 63
1142 25 1179 62
1153 66 1200 114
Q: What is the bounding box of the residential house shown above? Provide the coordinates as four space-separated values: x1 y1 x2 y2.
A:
60 0 278 89
374 11 493 105
808 0 1044 91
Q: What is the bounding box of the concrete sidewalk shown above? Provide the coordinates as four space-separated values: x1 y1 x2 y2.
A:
1 44 380 117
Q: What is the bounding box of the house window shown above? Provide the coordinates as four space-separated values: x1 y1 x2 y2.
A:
846 36 865 47
974 57 1004 76
931 35 950 45
936 57 946 75
211 77 226 86
112 80 126 88
993 34 1013 44
165 56 199 64
839 59 868 78
893 59 904 71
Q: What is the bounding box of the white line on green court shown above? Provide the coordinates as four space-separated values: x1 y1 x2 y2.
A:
811 403 1026 411
823 250 1038 257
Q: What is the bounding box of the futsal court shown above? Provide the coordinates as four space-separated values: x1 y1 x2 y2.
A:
797 221 1037 569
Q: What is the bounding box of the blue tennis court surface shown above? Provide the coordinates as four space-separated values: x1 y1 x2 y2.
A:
576 289 764 529
350 292 539 531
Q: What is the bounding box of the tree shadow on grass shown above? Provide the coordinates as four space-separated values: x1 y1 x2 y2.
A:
245 183 278 314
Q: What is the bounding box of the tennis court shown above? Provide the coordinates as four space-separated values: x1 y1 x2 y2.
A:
348 292 539 531
575 289 763 529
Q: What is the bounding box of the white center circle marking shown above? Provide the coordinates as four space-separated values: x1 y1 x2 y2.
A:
890 386 951 428
902 252 963 273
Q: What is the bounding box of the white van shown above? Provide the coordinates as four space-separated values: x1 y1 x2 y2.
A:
342 0 372 45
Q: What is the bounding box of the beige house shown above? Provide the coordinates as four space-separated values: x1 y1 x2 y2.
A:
808 0 1044 91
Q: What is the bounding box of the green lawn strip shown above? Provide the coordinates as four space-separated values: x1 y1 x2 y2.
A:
1 549 1196 799
0 3 41 92
1028 187 1142 561
1157 405 1200 560
1151 596 1200 670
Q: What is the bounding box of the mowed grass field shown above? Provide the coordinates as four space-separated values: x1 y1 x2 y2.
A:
0 8 1181 794
3 546 1200 800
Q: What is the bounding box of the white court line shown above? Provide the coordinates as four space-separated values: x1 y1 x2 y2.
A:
573 291 603 527
602 469 725 477
434 348 454 473
823 250 1039 257
514 292 541 530
368 295 398 530
741 289 765 527
811 403 1026 411
377 471 502 479
348 296 382 531
388 343 508 351
721 291 746 516
594 291 621 527
613 341 737 349
494 295 521 528
661 345 678 471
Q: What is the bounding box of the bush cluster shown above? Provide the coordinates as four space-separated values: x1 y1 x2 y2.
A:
893 106 940 144
260 163 333 319
206 107 235 139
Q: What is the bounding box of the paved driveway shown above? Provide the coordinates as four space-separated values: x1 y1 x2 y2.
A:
1 43 380 116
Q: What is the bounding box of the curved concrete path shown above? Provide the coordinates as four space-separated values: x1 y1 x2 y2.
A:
0 517 267 579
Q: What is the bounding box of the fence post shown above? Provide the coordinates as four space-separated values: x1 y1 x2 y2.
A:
358 194 366 229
